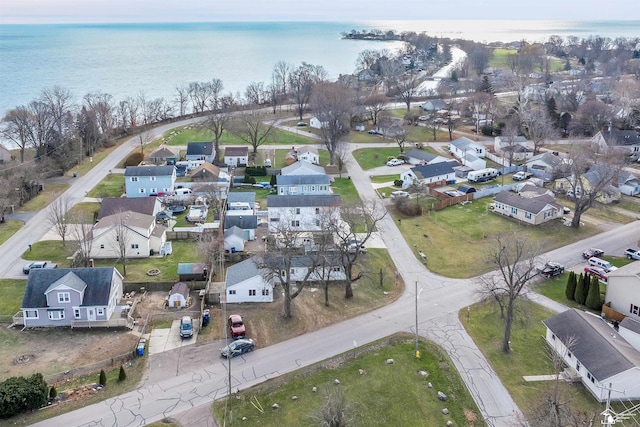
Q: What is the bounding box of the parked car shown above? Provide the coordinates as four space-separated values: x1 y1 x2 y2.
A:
180 316 194 339
512 171 533 181
23 261 58 274
220 338 255 358
228 314 246 339
584 265 608 282
296 121 307 127
368 129 378 134
582 248 604 259
625 248 640 260
587 257 618 273
539 262 565 278
390 190 409 199
386 159 404 167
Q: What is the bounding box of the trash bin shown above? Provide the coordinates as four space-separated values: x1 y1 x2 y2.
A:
202 309 210 327
73 172 77 178
136 339 146 356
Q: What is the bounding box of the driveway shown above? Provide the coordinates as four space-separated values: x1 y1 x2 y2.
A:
148 319 199 355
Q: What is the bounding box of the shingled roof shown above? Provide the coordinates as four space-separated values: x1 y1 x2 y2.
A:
125 165 175 177
98 197 158 219
494 190 561 214
267 194 341 208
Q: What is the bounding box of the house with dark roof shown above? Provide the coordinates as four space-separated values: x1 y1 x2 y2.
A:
403 148 449 166
225 257 273 303
592 129 640 155
125 165 176 198
97 197 161 220
400 163 456 188
90 211 168 258
224 213 258 240
525 152 564 177
492 190 563 225
267 194 341 233
277 174 331 196
265 254 347 285
168 282 190 308
554 165 620 204
148 145 179 165
186 141 215 163
617 171 640 197
227 192 256 209
543 309 640 402
223 146 249 167
493 135 532 158
20 267 124 328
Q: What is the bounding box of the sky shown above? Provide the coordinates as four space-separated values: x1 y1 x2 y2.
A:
1 0 640 24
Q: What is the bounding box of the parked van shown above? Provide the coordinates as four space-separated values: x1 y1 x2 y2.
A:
588 257 618 273
180 316 194 339
467 168 500 183
174 188 193 197
264 158 272 168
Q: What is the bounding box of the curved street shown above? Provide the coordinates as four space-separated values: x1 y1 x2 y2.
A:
5 117 637 427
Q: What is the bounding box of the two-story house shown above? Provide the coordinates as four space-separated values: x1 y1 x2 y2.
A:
276 174 332 196
20 267 123 328
281 160 326 176
124 165 176 198
186 141 215 163
267 194 341 233
90 211 168 258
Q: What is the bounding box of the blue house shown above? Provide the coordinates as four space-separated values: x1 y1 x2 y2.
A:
186 141 215 163
277 174 332 196
125 165 176 198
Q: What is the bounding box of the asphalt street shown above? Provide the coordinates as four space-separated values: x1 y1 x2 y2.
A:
8 117 637 426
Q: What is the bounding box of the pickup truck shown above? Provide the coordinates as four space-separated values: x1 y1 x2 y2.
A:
23 261 58 274
539 261 565 278
625 248 640 260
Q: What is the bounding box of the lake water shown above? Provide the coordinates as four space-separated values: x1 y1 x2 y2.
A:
1 20 639 119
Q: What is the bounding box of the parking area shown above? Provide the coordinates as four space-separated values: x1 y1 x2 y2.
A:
148 319 198 355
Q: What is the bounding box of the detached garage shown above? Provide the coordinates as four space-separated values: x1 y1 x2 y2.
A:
168 282 190 308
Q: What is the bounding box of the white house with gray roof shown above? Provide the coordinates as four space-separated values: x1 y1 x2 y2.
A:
20 268 123 328
277 174 331 196
403 148 449 166
492 190 563 225
400 163 456 188
90 211 167 258
543 309 640 402
297 146 320 164
448 137 486 160
125 165 176 198
225 257 273 303
267 194 341 233
281 160 325 176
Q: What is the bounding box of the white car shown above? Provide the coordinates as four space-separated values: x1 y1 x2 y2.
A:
386 159 404 166
390 190 409 199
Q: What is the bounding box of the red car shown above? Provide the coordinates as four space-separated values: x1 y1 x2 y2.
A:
582 248 604 259
584 265 608 282
228 314 246 339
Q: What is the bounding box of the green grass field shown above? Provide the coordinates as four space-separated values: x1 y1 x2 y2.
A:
19 184 70 212
162 126 317 147
331 177 361 205
0 220 24 246
86 174 125 198
0 279 26 315
213 336 485 427
352 148 405 170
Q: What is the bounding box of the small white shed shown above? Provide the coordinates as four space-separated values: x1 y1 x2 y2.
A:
168 282 190 308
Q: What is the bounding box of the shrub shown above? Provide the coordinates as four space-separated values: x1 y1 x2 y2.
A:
394 179 403 187
49 386 57 399
0 373 48 417
586 275 602 311
394 197 423 216
99 369 107 386
243 173 256 184
245 166 267 176
270 174 277 187
574 273 587 305
387 156 396 162
123 152 144 167
565 271 576 301
118 366 127 382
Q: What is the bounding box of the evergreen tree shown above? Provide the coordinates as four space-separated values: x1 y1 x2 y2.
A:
450 70 459 82
269 173 276 187
574 273 587 305
49 386 57 399
545 96 560 125
118 366 127 382
478 75 493 94
99 369 107 386
565 271 577 301
586 275 603 310
563 58 572 71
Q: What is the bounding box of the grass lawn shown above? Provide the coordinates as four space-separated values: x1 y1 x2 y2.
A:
229 186 273 209
0 279 26 315
213 336 485 427
86 173 125 198
331 178 361 205
615 196 640 214
461 300 602 423
23 240 75 264
162 126 316 147
18 183 70 212
0 220 24 245
489 48 516 68
393 197 599 278
370 174 400 184
352 148 406 170
67 202 101 220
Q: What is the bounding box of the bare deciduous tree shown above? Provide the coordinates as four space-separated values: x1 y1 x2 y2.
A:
46 194 72 247
309 386 353 427
363 93 388 126
111 211 133 277
478 232 540 353
289 62 327 120
521 107 558 154
333 141 350 178
311 82 354 164
174 85 190 117
70 213 94 267
229 111 277 155
1 107 31 163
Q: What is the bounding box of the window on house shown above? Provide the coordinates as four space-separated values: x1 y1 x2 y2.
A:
150 188 157 194
229 290 236 295
567 351 572 359
320 185 327 191
139 188 146 193
130 177 138 182
150 176 156 181
576 361 581 371
58 292 70 303
511 207 518 215
290 269 295 275
131 243 139 249
270 217 280 222
291 220 300 227
303 186 308 192
315 208 320 215
311 185 316 191
525 212 532 219
333 266 341 272
100 244 105 249
74 309 81 319
24 310 38 319
316 219 320 226
249 290 256 296
631 304 639 315
97 308 104 316
296 208 301 215
279 187 284 194
551 334 556 341
48 310 65 320
262 289 269 296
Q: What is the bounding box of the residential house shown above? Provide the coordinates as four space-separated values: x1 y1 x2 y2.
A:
227 192 256 210
186 141 215 163
354 123 366 132
375 119 404 138
191 163 223 182
277 174 332 196
267 194 341 233
618 172 640 196
310 116 328 129
225 257 273 303
525 152 564 179
125 165 176 198
516 182 554 198
269 254 347 285
448 137 487 170
421 99 447 111
281 160 326 176
605 262 640 322
20 267 123 328
619 317 640 353
224 146 249 167
224 213 257 241
500 143 534 163
147 145 178 165
543 309 640 402
224 226 246 253
492 190 563 225
494 135 532 154
90 211 167 258
97 196 161 221
403 148 449 166
168 282 190 308
592 129 640 156
0 144 12 164
554 165 621 204
400 162 456 188
297 146 320 164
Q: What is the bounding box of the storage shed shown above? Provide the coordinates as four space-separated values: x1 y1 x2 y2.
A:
178 263 208 282
168 282 190 308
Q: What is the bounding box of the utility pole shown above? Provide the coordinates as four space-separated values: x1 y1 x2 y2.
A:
415 280 420 358
599 382 640 426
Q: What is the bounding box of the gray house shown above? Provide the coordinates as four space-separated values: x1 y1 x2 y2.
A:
20 268 124 328
403 148 449 166
277 174 331 196
186 141 215 163
125 165 176 198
